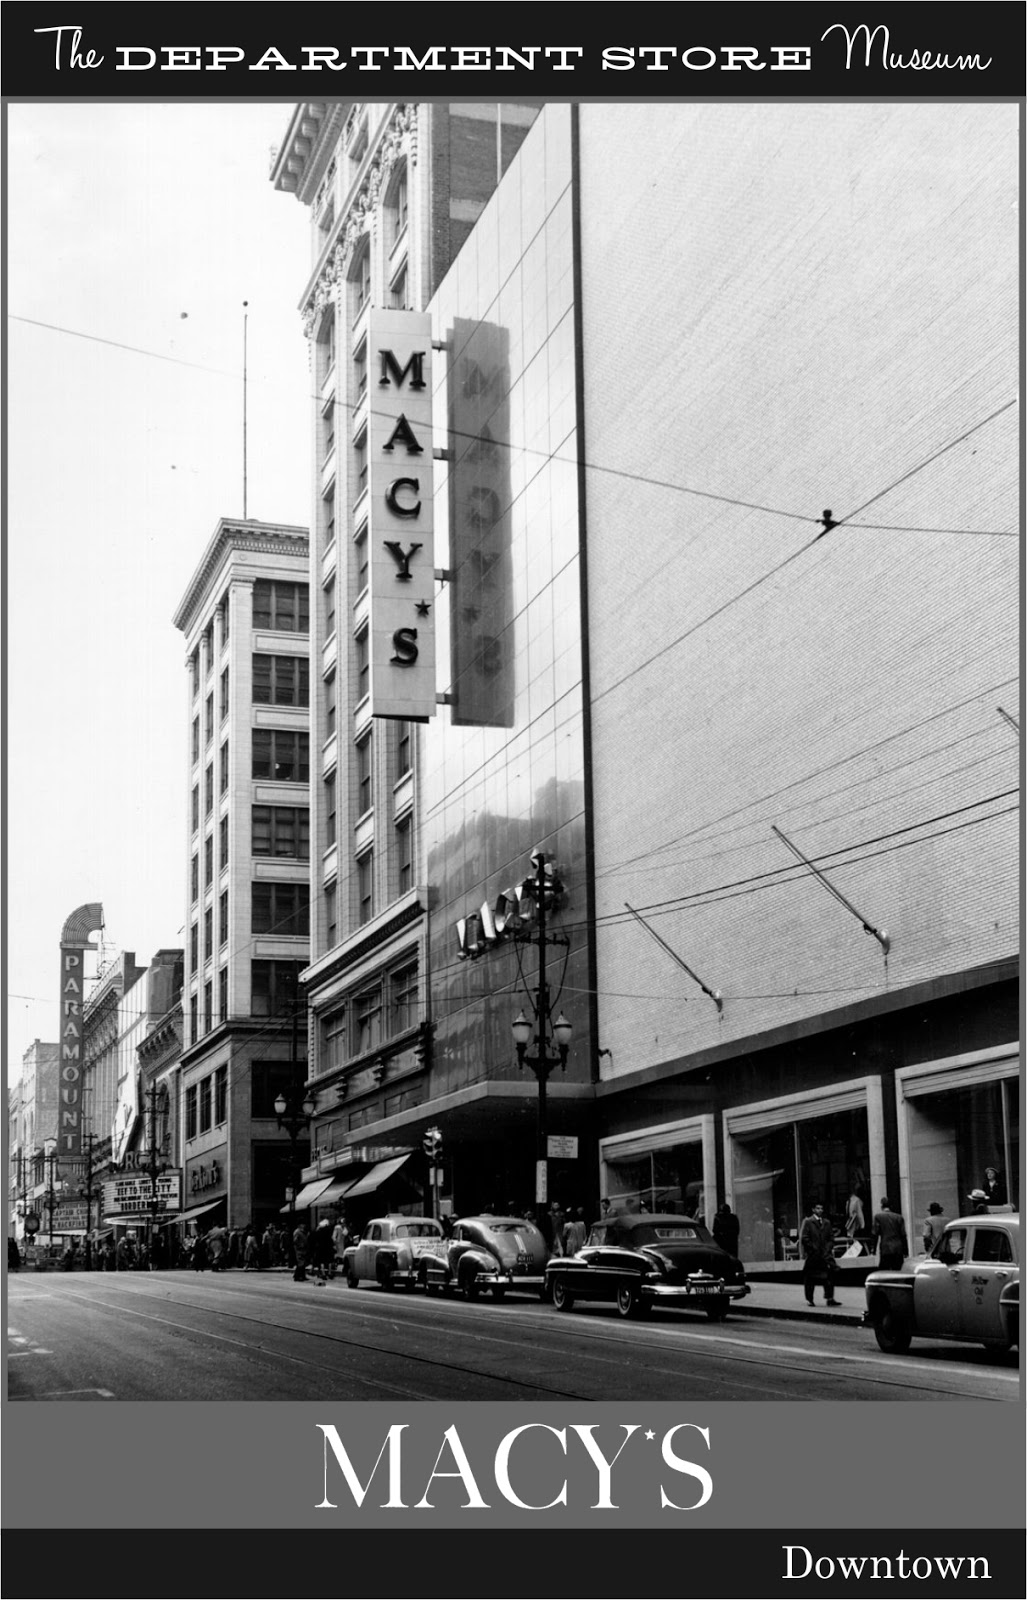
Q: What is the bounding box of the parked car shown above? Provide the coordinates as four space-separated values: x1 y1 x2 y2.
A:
545 1213 750 1320
423 1216 549 1300
341 1216 447 1290
863 1213 1019 1355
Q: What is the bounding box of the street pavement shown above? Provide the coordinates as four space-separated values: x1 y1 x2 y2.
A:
7 1267 1017 1404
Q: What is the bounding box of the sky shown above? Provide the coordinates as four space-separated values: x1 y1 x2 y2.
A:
6 102 315 1081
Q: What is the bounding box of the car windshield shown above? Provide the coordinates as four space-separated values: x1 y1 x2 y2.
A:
394 1223 442 1239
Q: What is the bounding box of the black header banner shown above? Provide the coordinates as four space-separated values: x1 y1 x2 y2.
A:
2 3 1024 99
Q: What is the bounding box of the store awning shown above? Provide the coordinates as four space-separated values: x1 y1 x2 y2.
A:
339 1154 411 1200
174 1201 224 1226
316 1177 355 1207
280 1176 336 1215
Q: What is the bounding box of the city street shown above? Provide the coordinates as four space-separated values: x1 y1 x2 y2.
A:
7 1270 1018 1404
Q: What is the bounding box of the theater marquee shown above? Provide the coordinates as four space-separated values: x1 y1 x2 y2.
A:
367 309 436 721
58 901 103 1161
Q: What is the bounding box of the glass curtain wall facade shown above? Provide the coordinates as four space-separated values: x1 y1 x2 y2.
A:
424 106 592 1108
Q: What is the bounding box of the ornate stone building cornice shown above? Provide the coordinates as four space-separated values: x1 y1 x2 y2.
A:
300 104 419 338
172 517 309 637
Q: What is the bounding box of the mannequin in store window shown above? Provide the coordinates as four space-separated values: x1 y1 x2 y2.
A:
982 1167 1007 1206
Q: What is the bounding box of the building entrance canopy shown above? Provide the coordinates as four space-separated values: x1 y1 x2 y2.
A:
337 1154 410 1199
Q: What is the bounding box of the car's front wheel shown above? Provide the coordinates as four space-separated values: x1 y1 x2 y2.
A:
872 1305 912 1354
551 1279 574 1312
461 1269 480 1301
345 1266 359 1288
706 1298 730 1321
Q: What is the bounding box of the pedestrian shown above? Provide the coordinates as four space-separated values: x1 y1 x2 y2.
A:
207 1226 226 1272
244 1229 260 1270
547 1203 565 1257
799 1202 840 1307
922 1201 947 1255
116 1236 132 1272
331 1216 347 1269
262 1222 276 1269
712 1203 741 1258
312 1219 333 1284
292 1221 310 1282
982 1167 1006 1206
845 1185 866 1241
563 1207 587 1256
8 1237 22 1270
191 1232 208 1272
966 1190 990 1215
871 1197 909 1271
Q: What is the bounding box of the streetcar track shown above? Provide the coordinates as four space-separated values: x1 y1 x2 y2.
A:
11 1276 1014 1403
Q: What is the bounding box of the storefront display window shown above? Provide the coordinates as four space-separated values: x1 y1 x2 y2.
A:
731 1107 870 1264
604 1140 705 1219
905 1075 1018 1231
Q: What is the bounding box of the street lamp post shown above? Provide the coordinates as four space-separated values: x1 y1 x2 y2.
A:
42 1139 65 1251
274 1090 315 1243
511 848 572 1212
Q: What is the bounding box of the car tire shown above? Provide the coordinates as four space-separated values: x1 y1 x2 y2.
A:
551 1279 574 1313
346 1268 359 1288
461 1269 480 1301
491 1285 506 1302
872 1306 912 1354
706 1298 730 1321
616 1284 640 1319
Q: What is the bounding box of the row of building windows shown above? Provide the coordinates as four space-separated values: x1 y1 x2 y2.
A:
253 579 309 634
190 881 309 969
320 959 418 1074
190 594 231 699
187 958 306 1042
184 1064 228 1140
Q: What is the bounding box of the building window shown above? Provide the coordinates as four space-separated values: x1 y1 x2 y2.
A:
324 770 337 847
199 1073 212 1132
322 1006 347 1072
388 163 408 249
219 965 229 1023
251 881 310 937
322 483 336 551
189 994 198 1042
190 854 199 904
353 985 382 1056
185 1084 198 1141
252 581 310 634
390 261 408 310
252 654 309 707
250 959 304 1019
205 764 214 817
354 525 369 596
190 922 198 971
219 591 230 645
205 692 214 745
190 650 200 701
219 889 228 945
204 834 214 887
353 338 368 401
356 733 372 815
191 717 200 766
319 310 336 381
325 671 337 739
325 882 338 949
357 849 374 926
324 576 336 640
353 429 368 504
728 1104 872 1264
252 805 310 859
390 961 418 1035
203 621 214 671
355 629 369 704
352 243 371 314
191 786 199 834
204 907 213 961
220 740 229 795
396 721 412 778
349 117 368 166
396 815 413 895
215 1064 228 1125
204 981 213 1033
252 729 309 783
321 400 336 464
219 814 229 869
220 667 229 721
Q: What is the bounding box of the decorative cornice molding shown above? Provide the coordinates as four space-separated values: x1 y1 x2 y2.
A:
301 104 418 338
172 518 309 637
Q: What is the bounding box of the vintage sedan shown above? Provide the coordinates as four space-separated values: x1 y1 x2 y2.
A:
341 1216 447 1290
422 1216 549 1300
863 1213 1019 1355
545 1213 750 1320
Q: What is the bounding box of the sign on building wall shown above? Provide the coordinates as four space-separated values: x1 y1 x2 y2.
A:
58 902 103 1160
448 318 514 727
367 309 436 721
103 1171 182 1216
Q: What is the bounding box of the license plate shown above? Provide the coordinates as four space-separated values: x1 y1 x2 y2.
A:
689 1283 722 1295
516 1252 530 1266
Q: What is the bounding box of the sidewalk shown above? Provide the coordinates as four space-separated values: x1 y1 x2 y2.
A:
734 1277 865 1327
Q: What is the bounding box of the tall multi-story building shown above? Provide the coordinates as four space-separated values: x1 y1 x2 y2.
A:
274 101 1018 1255
173 517 311 1233
8 1041 59 1243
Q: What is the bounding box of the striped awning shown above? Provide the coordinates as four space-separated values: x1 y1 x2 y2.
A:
337 1154 410 1199
280 1176 336 1215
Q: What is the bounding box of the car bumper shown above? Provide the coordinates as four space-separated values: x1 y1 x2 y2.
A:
478 1271 546 1289
644 1281 751 1301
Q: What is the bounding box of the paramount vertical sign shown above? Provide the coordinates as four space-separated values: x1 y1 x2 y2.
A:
368 309 436 722
58 902 103 1159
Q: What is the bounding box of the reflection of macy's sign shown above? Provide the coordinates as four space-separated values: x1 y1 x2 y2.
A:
190 1161 221 1194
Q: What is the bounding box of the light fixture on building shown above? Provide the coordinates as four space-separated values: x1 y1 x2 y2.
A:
274 1090 316 1233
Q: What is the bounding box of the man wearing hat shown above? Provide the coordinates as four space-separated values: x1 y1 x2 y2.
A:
967 1189 990 1215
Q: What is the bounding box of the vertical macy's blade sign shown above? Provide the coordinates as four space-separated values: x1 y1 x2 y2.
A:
59 902 103 1159
368 310 436 721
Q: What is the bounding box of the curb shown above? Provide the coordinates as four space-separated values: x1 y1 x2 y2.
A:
733 1301 864 1328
